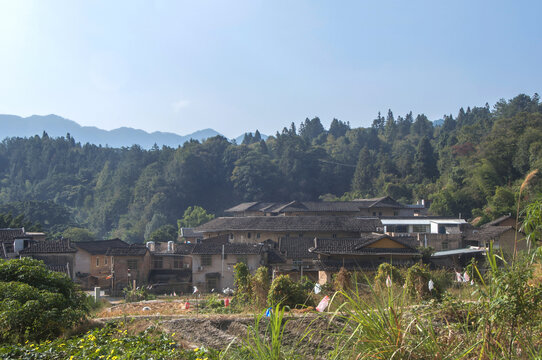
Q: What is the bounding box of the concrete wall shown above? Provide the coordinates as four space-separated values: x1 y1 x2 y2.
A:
206 230 363 244
192 253 262 292
74 249 91 274
418 233 463 251
112 253 151 291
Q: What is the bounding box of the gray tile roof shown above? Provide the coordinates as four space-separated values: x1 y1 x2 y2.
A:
74 239 129 255
463 226 515 242
179 228 204 238
224 197 405 215
105 244 148 256
310 235 418 255
481 215 514 228
174 242 263 255
195 216 382 233
0 228 25 241
19 239 76 254
279 237 318 260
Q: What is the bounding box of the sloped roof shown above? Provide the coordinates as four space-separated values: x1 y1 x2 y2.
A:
279 237 318 260
224 197 405 214
179 228 204 238
192 243 263 255
174 242 263 255
481 215 515 228
105 244 148 256
74 239 129 255
19 239 76 254
310 235 418 255
195 216 382 233
0 228 25 241
464 226 515 242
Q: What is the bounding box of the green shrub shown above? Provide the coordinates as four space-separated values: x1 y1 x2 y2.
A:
123 286 155 303
267 275 310 308
251 266 270 308
405 263 434 300
0 258 88 343
233 262 252 304
374 263 404 287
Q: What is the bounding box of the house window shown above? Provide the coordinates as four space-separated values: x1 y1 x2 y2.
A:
332 234 337 239
229 233 234 240
373 212 376 216
256 233 261 239
174 258 183 269
237 255 248 264
412 225 429 233
247 232 251 239
104 257 108 265
378 212 382 216
201 255 212 267
206 277 218 291
441 242 448 250
96 257 100 267
127 259 138 270
393 211 398 216
153 257 163 269
298 233 303 238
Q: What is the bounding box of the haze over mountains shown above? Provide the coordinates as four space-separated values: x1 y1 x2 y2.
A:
0 114 264 148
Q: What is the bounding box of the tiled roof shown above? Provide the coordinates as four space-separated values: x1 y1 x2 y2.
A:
279 238 318 260
464 226 515 242
174 242 263 255
106 244 148 256
481 215 514 228
46 264 70 274
195 216 382 233
74 239 129 255
224 197 405 214
174 243 196 255
0 228 25 241
192 243 263 255
19 239 76 254
310 235 418 255
266 248 286 264
179 228 204 238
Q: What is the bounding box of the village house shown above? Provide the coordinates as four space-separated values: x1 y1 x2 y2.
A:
73 238 129 289
18 238 77 278
195 216 383 244
175 241 264 292
146 241 192 294
224 196 411 217
265 237 320 282
106 244 151 294
179 228 204 243
0 227 46 259
309 234 421 285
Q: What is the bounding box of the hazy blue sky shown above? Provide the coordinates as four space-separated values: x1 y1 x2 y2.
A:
0 1 540 138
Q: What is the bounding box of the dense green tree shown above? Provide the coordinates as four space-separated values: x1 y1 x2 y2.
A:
351 147 375 196
414 137 439 182
177 206 215 229
148 224 177 243
62 227 96 242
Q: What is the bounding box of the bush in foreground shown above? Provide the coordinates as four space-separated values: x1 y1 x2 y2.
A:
0 258 88 343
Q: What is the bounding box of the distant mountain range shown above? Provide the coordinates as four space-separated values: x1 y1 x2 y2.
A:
0 114 266 148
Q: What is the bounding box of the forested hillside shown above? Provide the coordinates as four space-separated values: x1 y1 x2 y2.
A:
0 94 541 243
